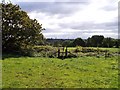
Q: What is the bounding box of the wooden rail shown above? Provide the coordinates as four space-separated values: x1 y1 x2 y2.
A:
57 47 69 59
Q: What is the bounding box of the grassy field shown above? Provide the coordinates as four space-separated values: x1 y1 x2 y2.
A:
1 55 118 88
68 47 119 53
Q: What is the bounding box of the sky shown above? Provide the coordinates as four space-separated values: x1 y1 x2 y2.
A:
1 0 119 39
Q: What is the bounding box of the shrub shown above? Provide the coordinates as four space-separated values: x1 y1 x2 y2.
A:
73 46 82 53
32 46 57 57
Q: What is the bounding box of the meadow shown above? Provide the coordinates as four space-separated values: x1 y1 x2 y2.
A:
2 2 119 88
1 47 119 88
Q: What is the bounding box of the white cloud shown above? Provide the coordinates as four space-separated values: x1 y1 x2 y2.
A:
3 0 118 39
5 0 89 3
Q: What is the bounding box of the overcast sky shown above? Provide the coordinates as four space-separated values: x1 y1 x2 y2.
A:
2 0 118 39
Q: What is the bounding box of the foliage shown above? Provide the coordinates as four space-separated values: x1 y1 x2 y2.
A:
86 37 92 47
46 36 120 48
33 46 57 57
102 37 116 48
62 40 74 47
89 35 104 47
73 46 82 53
73 38 85 47
2 3 45 53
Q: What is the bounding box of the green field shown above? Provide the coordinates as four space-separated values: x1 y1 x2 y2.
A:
68 47 119 53
1 55 118 88
2 2 119 88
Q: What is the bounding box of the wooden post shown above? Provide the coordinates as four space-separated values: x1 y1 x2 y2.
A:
65 46 68 57
63 47 64 52
105 50 107 59
97 47 100 58
58 48 60 58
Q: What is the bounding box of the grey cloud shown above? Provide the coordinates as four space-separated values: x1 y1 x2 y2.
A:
42 20 118 38
17 2 88 15
59 21 117 31
43 31 118 39
101 0 117 11
15 1 117 39
53 0 89 3
43 21 118 39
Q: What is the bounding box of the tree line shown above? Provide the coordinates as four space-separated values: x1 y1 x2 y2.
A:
46 35 120 48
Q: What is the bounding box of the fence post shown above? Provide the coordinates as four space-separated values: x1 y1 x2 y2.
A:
97 47 100 58
58 48 60 58
63 47 64 52
65 46 68 57
105 50 107 59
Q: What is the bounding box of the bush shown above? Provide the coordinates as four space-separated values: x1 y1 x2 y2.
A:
32 46 57 57
73 46 82 53
20 47 35 56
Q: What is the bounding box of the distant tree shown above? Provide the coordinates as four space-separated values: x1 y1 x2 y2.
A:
102 37 115 48
114 39 119 48
73 38 85 47
118 39 120 47
91 35 104 47
62 40 74 47
54 41 62 47
86 37 92 47
62 40 69 47
2 3 45 53
68 41 74 47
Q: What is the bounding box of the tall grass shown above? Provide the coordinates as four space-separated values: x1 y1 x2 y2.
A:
2 56 118 88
